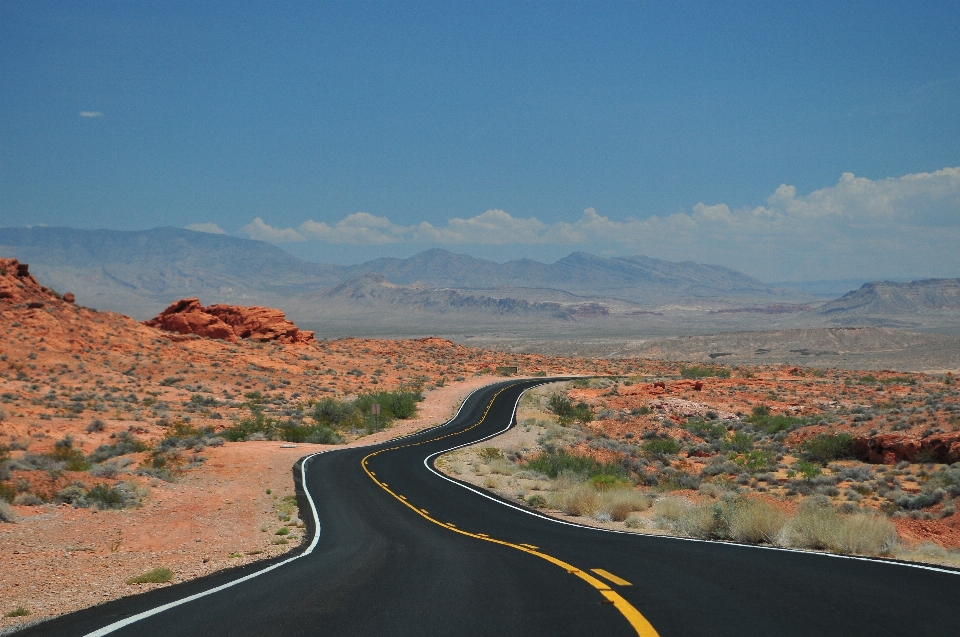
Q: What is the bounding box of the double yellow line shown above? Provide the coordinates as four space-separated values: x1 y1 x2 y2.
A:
361 384 659 637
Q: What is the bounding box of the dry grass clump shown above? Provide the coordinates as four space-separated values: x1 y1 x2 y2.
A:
126 567 174 585
727 499 787 544
547 480 652 519
0 499 16 523
549 484 598 516
781 498 897 555
487 458 517 475
600 490 652 522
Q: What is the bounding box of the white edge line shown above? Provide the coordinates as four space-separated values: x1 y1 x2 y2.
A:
423 382 960 578
80 381 501 637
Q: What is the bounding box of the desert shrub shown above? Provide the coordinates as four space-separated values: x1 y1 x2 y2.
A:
0 481 14 502
599 490 652 521
86 419 106 433
662 470 702 491
87 482 138 510
488 458 517 475
653 496 693 526
89 432 149 462
745 408 806 434
526 450 624 480
0 500 16 523
304 426 343 445
126 567 173 584
4 607 29 618
590 474 630 491
680 365 731 379
312 397 359 428
526 494 547 508
927 466 960 497
54 484 88 506
894 489 945 510
546 394 594 424
624 513 646 529
90 458 133 479
838 466 873 482
641 437 681 459
13 492 42 506
723 431 755 453
548 484 599 516
734 449 776 474
798 434 854 465
476 447 504 461
781 496 840 549
830 514 898 555
727 498 787 543
684 419 727 441
222 412 280 441
50 436 90 471
355 390 423 420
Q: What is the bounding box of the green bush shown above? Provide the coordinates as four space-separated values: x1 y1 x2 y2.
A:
546 394 594 424
525 450 624 480
723 431 755 453
679 365 731 379
683 419 727 441
355 390 422 420
799 434 854 465
50 436 90 471
4 606 30 618
126 567 173 584
87 483 138 510
745 405 807 434
89 432 149 462
641 437 681 459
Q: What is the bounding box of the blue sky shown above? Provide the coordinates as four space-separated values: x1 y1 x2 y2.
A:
2 2 959 280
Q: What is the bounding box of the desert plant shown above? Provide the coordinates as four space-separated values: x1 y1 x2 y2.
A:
830 513 898 555
86 419 106 433
680 365 731 379
0 500 17 522
89 431 149 462
54 484 88 506
126 567 173 584
548 484 599 516
87 482 138 510
4 607 30 617
599 490 652 521
781 497 841 549
641 437 681 459
525 450 623 480
13 493 42 506
476 447 504 461
526 494 547 508
798 434 854 466
727 498 787 544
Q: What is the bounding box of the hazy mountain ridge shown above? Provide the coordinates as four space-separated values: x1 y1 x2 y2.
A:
820 279 960 316
0 227 797 319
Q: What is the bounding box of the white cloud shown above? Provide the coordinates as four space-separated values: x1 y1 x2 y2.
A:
238 166 960 279
79 111 103 118
185 223 226 235
240 217 305 242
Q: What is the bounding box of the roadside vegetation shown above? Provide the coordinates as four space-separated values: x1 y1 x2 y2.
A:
437 378 960 567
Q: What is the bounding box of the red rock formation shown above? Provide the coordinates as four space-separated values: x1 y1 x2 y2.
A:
854 433 960 464
0 258 75 306
144 298 314 345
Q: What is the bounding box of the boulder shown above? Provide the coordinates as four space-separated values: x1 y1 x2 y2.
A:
0 258 63 305
144 298 314 345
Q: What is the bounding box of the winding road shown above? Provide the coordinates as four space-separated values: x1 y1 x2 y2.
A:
24 379 960 637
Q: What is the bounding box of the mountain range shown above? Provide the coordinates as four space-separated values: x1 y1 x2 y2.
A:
2 226 958 337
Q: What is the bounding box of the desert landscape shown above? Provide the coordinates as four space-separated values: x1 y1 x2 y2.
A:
2 255 959 630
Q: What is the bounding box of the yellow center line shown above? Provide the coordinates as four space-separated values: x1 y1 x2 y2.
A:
360 383 660 637
592 569 633 587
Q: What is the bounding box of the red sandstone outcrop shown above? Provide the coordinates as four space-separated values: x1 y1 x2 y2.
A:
854 433 960 464
144 298 315 344
0 258 75 306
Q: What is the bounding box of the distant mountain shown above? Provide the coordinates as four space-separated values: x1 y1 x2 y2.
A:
343 249 782 303
819 279 960 316
304 273 614 319
0 227 790 319
0 226 344 317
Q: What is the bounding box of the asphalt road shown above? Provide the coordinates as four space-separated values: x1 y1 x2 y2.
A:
24 379 960 637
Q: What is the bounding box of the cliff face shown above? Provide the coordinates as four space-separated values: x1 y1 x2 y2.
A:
144 298 315 344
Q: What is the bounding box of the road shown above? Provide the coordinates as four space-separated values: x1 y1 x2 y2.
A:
24 379 960 636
